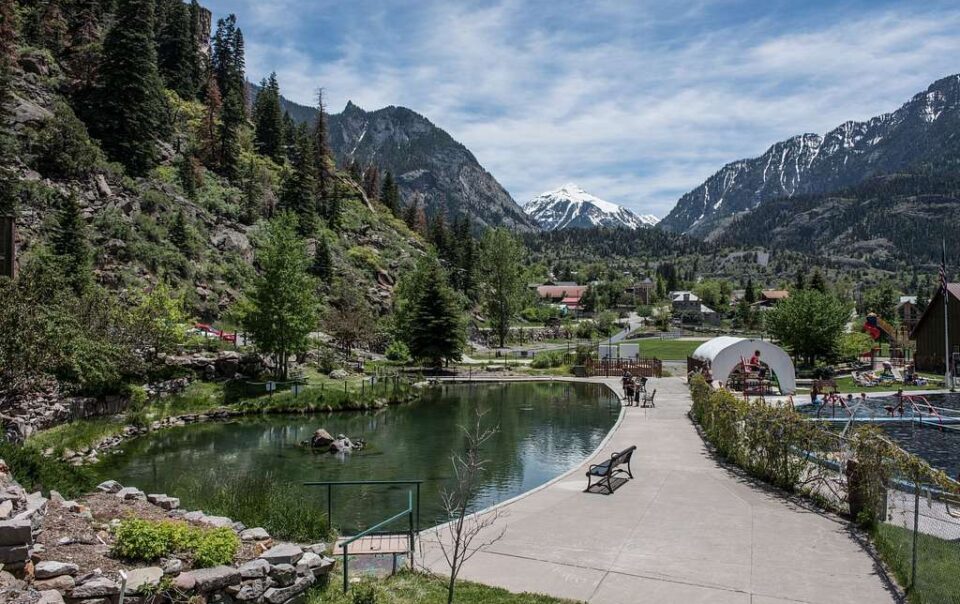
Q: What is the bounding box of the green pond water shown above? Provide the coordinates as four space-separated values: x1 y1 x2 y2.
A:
94 381 620 533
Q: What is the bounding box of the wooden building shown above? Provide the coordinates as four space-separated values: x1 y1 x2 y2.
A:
910 284 960 372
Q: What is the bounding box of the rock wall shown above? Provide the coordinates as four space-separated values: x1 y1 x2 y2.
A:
0 471 335 604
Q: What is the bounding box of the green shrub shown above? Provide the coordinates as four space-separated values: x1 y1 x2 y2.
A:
351 582 380 604
385 340 411 363
32 101 105 178
191 527 241 568
111 519 238 567
530 350 566 369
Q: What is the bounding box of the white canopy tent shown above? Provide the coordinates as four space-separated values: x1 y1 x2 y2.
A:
691 336 796 394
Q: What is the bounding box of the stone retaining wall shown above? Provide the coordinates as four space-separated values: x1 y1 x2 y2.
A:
0 472 335 604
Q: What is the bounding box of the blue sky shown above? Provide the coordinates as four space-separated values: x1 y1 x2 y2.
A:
204 0 960 217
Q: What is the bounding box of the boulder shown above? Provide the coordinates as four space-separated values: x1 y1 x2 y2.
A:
160 558 182 576
94 174 112 199
269 563 296 587
115 487 146 502
34 561 79 579
33 575 75 591
237 559 270 579
124 567 163 593
302 543 328 555
259 543 303 566
233 579 268 601
262 575 314 604
0 545 29 564
180 566 241 592
329 436 353 453
239 527 270 542
0 518 33 545
37 591 64 604
309 429 334 449
69 577 120 598
198 515 234 529
328 369 349 380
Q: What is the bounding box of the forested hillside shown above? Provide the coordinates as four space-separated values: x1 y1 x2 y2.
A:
2 0 427 318
716 173 960 272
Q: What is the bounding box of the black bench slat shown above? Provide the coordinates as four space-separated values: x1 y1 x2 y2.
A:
585 445 636 494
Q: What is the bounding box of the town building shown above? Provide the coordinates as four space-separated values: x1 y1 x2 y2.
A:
910 284 960 373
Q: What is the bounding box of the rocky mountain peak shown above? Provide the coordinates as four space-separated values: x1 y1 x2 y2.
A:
524 184 658 231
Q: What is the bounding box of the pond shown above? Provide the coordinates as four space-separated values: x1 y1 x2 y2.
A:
93 381 620 533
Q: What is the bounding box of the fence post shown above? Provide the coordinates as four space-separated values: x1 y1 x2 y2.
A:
911 484 920 589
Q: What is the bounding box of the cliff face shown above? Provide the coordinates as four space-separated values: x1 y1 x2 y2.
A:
277 99 538 231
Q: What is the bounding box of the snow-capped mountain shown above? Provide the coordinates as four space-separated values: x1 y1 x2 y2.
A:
659 74 960 237
524 184 659 231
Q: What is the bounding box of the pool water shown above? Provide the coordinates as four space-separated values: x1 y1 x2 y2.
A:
93 381 620 533
798 393 960 479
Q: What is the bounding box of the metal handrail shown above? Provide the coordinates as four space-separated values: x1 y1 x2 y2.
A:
303 480 423 534
336 490 414 593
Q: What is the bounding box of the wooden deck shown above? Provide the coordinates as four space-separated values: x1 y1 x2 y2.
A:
336 533 414 556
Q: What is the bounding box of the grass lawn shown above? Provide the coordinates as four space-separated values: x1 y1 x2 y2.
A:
619 338 703 360
311 571 581 604
873 523 960 603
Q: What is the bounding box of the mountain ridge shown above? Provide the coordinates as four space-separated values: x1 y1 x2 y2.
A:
659 74 960 237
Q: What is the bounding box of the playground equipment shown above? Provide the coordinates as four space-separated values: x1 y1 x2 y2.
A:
689 337 796 395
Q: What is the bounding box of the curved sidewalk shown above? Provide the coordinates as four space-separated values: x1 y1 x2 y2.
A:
420 377 898 604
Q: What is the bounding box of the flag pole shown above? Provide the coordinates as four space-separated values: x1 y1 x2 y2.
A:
943 239 953 390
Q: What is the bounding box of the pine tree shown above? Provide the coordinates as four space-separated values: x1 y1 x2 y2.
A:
311 234 333 282
380 171 399 215
169 208 189 251
253 73 284 161
200 75 222 166
157 0 197 98
212 15 246 178
281 111 296 159
94 0 168 175
0 0 18 216
808 268 827 293
178 154 199 200
313 88 332 200
279 124 318 235
401 256 465 367
347 159 362 184
429 210 449 259
188 1 205 91
53 194 92 294
403 196 419 229
745 277 756 304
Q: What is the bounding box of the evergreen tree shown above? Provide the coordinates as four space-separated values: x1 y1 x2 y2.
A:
53 194 92 294
178 153 199 200
403 196 419 230
281 111 296 159
279 124 318 235
399 256 464 367
744 277 756 304
253 73 284 160
794 267 807 291
188 1 205 91
808 268 827 293
200 75 222 166
313 88 332 200
240 213 319 380
429 210 449 259
311 234 333 282
479 228 526 348
157 0 197 98
94 0 168 175
0 0 18 216
917 275 931 313
347 159 362 184
212 15 245 178
380 171 399 215
169 208 189 251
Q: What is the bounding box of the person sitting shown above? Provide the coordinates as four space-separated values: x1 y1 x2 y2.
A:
748 350 761 372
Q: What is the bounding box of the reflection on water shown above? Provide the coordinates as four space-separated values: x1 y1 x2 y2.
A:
94 382 619 533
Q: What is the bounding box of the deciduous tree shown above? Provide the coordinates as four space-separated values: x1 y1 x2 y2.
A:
478 228 525 348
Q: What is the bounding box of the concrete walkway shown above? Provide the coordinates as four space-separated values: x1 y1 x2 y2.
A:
420 377 898 604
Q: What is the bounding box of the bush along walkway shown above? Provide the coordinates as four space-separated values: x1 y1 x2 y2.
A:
0 466 336 604
688 375 960 604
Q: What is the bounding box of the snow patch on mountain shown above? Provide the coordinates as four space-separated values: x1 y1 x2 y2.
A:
524 184 659 231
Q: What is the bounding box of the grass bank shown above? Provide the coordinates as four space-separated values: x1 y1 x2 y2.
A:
311 571 580 604
830 375 944 394
873 523 960 604
619 338 703 360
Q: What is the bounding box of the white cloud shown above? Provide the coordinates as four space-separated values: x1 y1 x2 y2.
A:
229 1 960 217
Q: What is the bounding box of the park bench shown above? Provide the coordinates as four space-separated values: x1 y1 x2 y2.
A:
585 445 636 494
